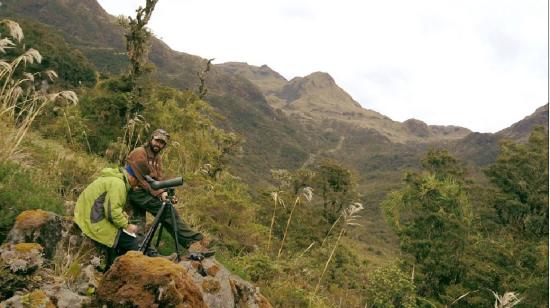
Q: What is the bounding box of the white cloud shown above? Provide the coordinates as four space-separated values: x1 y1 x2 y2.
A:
97 0 548 133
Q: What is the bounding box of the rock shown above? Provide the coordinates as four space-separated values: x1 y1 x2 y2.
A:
0 266 37 301
179 258 272 308
0 243 44 274
2 210 273 308
96 251 207 308
5 210 67 259
5 210 109 267
1 289 55 308
41 284 91 308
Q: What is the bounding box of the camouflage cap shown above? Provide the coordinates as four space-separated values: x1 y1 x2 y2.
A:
151 128 170 142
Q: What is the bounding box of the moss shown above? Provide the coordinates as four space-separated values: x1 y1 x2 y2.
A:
15 210 52 230
14 243 43 254
97 251 207 308
20 289 55 308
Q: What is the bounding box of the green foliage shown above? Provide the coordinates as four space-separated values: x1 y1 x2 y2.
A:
240 253 279 283
365 263 416 308
182 174 265 253
485 126 548 237
421 148 466 181
313 159 358 224
4 18 97 87
382 150 471 299
0 162 64 242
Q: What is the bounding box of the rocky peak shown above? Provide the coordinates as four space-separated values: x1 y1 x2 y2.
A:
277 72 361 108
403 118 430 137
216 62 288 94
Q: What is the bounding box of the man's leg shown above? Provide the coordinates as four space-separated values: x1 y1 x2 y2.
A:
128 190 203 249
114 231 142 256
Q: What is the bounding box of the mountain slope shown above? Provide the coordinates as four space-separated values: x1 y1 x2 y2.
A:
219 65 472 143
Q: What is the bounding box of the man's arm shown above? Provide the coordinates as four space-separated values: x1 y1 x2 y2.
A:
127 147 163 196
105 180 129 230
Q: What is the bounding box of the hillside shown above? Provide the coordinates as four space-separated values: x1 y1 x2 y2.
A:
0 1 548 306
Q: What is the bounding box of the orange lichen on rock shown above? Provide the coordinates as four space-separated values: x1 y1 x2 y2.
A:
96 251 206 308
21 290 55 308
201 278 221 293
206 264 220 277
14 243 43 253
14 210 52 230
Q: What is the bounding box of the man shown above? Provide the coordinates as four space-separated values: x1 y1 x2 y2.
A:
74 167 142 257
126 128 212 256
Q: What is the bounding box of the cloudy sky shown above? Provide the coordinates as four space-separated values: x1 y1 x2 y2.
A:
97 0 548 133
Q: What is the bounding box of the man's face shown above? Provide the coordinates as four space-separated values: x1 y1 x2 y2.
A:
151 138 166 153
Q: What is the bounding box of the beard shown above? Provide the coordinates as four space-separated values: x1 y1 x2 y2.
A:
149 143 162 154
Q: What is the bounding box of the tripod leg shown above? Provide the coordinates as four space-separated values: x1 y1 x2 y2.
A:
139 201 166 254
169 203 181 262
155 224 164 248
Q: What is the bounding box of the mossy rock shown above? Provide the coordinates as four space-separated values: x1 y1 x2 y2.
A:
1 289 55 308
5 210 66 259
96 251 207 308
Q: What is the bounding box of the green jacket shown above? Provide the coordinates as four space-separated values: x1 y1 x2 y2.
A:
74 167 131 248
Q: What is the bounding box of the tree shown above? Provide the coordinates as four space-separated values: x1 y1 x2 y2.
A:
485 126 548 238
313 159 357 224
382 150 471 299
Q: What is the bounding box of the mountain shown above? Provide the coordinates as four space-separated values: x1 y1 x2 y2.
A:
218 65 472 143
448 103 549 166
4 0 547 213
497 103 549 141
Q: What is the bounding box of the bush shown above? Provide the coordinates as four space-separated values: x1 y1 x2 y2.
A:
365 263 416 308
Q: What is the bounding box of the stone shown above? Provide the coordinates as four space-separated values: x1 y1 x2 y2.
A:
96 251 207 308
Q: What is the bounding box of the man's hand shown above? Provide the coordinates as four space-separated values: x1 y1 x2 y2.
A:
126 224 139 234
160 191 168 202
172 195 178 204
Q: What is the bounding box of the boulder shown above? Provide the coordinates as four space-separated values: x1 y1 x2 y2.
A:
5 210 68 259
96 251 207 308
180 258 272 308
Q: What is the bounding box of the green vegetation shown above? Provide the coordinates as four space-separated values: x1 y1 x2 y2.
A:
0 7 547 307
382 135 548 306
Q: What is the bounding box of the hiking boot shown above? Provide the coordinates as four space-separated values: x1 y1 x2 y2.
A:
144 247 160 257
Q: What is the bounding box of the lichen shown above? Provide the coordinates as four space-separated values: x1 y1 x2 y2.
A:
19 289 54 308
14 210 51 230
201 279 221 293
14 243 43 254
1 243 44 274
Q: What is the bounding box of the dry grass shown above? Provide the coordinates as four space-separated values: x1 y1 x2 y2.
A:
0 19 78 162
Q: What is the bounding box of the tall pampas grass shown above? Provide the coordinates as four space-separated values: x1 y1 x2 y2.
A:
314 202 363 295
276 186 313 259
0 19 78 162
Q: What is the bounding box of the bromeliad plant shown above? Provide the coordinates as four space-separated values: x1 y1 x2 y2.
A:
0 19 78 161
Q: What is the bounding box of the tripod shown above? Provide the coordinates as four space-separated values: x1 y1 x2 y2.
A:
138 187 182 262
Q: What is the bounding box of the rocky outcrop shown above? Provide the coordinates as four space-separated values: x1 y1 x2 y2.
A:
0 210 272 308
